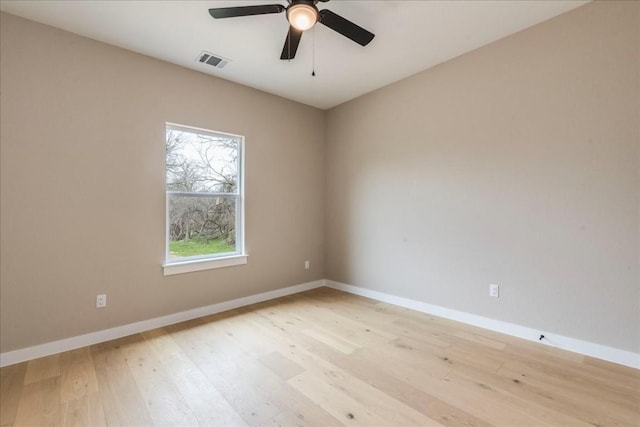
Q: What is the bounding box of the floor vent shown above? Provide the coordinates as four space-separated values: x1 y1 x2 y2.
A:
197 51 230 69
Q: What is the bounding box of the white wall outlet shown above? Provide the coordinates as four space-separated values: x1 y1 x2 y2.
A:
96 294 107 308
489 284 500 298
304 260 310 270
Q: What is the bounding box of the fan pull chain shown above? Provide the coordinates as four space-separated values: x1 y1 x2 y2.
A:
312 26 316 77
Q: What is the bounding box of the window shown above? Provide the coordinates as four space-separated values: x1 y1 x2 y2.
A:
163 123 246 275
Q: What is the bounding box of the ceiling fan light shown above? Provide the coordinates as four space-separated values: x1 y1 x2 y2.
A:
287 4 318 31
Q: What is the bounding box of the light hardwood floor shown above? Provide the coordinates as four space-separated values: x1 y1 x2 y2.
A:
1 287 639 426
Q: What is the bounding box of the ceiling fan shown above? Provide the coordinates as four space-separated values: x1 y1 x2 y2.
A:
208 0 375 60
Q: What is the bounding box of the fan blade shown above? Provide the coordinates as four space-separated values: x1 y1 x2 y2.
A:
209 4 285 19
280 26 303 60
318 9 374 46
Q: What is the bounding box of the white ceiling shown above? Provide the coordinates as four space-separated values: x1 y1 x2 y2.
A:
1 0 588 109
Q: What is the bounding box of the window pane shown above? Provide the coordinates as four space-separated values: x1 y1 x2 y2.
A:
166 127 239 193
168 195 236 259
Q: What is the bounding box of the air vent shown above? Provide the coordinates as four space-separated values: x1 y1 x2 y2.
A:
197 51 230 69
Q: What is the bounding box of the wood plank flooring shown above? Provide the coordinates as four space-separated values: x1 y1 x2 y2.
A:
1 287 638 426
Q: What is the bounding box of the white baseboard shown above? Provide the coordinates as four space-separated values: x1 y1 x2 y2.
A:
326 280 640 370
0 280 325 368
3 279 638 370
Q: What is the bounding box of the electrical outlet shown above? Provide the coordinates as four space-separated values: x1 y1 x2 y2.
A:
96 294 107 308
304 260 310 270
489 284 500 298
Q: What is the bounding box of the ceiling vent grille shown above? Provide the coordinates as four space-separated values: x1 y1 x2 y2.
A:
197 51 230 69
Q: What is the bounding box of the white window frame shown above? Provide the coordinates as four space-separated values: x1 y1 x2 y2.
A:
163 123 246 276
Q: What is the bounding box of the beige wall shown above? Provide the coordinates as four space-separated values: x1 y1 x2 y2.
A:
325 1 639 353
0 13 325 353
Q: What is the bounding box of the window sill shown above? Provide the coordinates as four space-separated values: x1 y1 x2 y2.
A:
163 254 248 276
